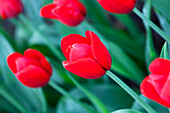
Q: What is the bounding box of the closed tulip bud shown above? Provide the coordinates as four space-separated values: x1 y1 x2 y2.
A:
97 0 137 14
61 31 112 79
0 0 22 19
7 49 52 88
40 0 86 26
140 58 170 108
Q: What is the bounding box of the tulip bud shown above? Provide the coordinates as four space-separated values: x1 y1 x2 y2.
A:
7 49 52 88
140 58 170 108
0 0 22 19
61 31 112 79
97 0 137 14
40 0 86 26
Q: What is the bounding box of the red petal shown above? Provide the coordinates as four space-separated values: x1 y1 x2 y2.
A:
149 58 170 75
15 65 50 88
85 31 112 70
69 43 94 62
62 58 106 79
97 0 136 14
7 52 23 73
161 75 170 104
0 0 22 19
61 34 90 60
40 4 58 19
141 76 170 108
52 5 85 26
15 57 43 73
24 49 52 75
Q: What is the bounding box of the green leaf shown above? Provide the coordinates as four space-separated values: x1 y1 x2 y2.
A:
56 84 134 113
152 0 170 20
68 74 109 113
112 14 142 39
143 0 157 69
111 109 142 113
132 95 168 113
160 42 169 59
108 42 144 83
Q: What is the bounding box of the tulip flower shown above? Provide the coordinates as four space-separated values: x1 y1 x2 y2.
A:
40 0 86 26
7 49 52 88
61 31 112 79
140 58 170 108
0 0 22 19
97 0 137 14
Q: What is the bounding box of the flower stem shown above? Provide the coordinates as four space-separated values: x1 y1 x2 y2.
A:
33 88 47 113
106 71 156 113
133 8 170 42
19 14 64 61
48 81 95 113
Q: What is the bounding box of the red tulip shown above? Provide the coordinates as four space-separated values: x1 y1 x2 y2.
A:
97 0 137 14
0 0 22 19
140 58 170 108
40 0 86 26
7 49 52 88
61 31 112 79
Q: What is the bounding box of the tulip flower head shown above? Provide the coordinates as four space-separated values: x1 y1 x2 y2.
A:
140 58 170 108
7 49 52 88
0 0 22 19
61 31 112 79
40 0 86 26
97 0 137 14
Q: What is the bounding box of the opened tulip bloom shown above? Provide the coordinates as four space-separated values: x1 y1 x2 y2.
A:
7 49 52 88
97 0 137 14
61 31 112 79
40 0 86 26
141 58 170 108
0 0 22 19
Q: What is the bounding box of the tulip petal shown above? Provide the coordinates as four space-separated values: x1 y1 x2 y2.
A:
52 5 85 26
62 58 106 79
149 58 170 75
148 74 167 95
15 65 50 88
85 31 112 70
161 75 170 104
61 34 90 60
0 0 22 19
40 4 58 19
7 52 23 73
69 43 94 62
97 0 136 14
141 76 170 108
24 49 52 75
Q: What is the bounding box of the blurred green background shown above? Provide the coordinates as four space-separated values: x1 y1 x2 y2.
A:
0 0 170 112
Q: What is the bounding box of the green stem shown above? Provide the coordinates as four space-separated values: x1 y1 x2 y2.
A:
48 81 95 113
106 71 156 113
19 14 64 61
68 74 109 113
33 88 47 113
133 8 170 42
0 86 28 113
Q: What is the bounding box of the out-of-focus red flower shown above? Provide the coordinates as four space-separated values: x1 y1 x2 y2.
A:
7 49 52 88
61 31 112 79
40 0 86 26
97 0 137 14
0 0 22 19
140 58 170 108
